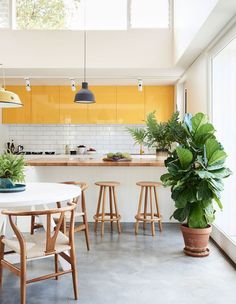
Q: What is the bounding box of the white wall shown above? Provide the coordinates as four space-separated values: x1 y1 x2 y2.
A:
177 53 209 115
0 29 172 69
173 0 218 64
0 110 8 153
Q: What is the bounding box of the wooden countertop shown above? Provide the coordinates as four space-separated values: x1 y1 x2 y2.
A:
26 157 165 167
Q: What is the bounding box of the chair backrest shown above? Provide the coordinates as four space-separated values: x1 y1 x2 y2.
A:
1 203 77 256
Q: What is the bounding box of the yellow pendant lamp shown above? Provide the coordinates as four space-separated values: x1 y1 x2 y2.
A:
0 64 22 108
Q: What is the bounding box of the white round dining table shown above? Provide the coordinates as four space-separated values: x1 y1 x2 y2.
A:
0 182 81 208
0 182 81 270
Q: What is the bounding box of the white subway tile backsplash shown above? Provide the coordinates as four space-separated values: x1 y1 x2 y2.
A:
6 124 149 154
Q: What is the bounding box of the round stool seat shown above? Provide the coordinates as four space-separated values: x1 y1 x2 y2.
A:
95 181 120 187
136 181 162 187
62 181 88 191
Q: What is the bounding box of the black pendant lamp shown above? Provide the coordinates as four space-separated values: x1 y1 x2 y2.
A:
74 6 95 104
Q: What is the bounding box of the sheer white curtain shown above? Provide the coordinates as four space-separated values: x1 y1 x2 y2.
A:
212 37 236 237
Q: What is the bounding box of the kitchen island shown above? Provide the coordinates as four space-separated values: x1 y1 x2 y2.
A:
25 156 174 223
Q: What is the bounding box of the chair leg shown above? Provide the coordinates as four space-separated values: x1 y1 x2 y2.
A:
70 248 78 300
112 187 121 234
135 186 144 235
94 186 103 233
20 256 26 304
30 216 35 235
81 191 90 251
109 187 113 232
55 254 59 280
101 187 107 237
0 237 5 288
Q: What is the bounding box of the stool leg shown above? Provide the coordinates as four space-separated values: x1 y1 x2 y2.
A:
150 186 155 236
135 186 144 235
81 191 90 250
143 187 148 230
101 186 107 237
109 187 113 232
31 216 35 235
154 187 162 232
94 186 103 233
112 186 121 234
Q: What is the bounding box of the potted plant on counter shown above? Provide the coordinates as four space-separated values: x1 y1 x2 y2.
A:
161 113 231 257
128 111 185 160
0 153 26 192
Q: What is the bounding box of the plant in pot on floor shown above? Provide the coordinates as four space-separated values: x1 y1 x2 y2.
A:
0 153 26 192
161 113 231 257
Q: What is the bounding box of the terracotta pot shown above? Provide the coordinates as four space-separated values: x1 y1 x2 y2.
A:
181 224 212 257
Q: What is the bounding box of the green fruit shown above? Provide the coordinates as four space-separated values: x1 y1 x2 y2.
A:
107 153 114 158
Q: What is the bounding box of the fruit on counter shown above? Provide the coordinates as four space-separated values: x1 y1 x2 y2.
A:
78 145 86 148
106 152 131 160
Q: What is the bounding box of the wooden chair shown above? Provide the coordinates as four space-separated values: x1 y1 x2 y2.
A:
94 181 121 237
0 203 78 304
31 181 90 251
135 181 163 236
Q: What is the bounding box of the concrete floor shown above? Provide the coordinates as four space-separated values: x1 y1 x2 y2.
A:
0 223 236 304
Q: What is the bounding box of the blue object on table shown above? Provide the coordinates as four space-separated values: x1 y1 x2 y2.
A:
0 183 26 193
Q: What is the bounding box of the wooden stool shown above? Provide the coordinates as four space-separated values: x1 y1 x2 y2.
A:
94 181 121 236
135 181 163 236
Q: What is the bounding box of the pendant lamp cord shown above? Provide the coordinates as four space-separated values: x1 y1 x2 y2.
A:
83 0 87 82
0 64 5 89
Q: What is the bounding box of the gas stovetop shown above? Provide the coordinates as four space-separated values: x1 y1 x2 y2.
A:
24 151 56 155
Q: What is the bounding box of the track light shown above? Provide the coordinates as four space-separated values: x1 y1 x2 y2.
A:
70 78 76 92
25 78 31 92
138 79 143 92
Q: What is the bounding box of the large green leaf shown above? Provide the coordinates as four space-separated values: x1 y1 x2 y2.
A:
196 180 212 201
208 150 227 166
191 113 208 134
204 204 215 224
213 193 223 210
173 187 196 208
197 168 232 179
172 206 190 222
176 147 193 169
194 123 215 144
205 138 221 161
188 203 208 228
160 173 173 186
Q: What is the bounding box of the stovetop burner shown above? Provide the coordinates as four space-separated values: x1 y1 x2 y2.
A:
24 151 55 155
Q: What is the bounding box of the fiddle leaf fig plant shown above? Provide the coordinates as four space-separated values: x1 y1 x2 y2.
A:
0 153 25 184
161 113 232 229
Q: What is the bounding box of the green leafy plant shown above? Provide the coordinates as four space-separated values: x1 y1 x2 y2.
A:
0 153 26 183
127 111 185 152
161 113 232 228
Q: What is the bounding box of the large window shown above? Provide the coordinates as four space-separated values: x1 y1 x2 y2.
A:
211 36 236 240
0 0 170 30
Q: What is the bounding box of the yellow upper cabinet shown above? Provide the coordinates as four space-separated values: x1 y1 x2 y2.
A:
145 86 174 122
117 86 145 124
31 86 60 124
87 86 117 124
2 86 31 124
59 86 88 124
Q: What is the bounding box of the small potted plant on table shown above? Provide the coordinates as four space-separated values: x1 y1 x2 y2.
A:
161 113 231 257
0 153 26 192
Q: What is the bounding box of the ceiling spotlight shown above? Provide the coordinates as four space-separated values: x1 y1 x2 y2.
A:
70 78 76 92
138 79 143 92
25 77 31 92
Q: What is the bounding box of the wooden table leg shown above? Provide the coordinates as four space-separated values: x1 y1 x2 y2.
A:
135 186 144 235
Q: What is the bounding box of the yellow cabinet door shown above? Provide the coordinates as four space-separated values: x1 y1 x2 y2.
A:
2 86 31 124
59 86 88 124
117 86 145 124
31 86 60 124
145 86 174 122
87 86 117 124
